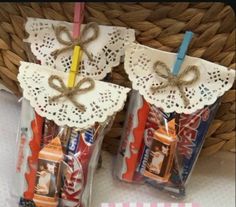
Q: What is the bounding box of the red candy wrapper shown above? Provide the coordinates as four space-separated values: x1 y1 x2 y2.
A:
60 126 100 206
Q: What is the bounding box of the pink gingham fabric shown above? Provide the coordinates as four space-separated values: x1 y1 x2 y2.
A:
101 203 199 207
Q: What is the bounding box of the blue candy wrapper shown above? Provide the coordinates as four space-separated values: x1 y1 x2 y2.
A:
145 100 220 197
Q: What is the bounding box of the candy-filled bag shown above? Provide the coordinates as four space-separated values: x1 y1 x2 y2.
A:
115 38 235 198
12 12 134 206
115 91 220 197
13 62 130 207
14 101 113 207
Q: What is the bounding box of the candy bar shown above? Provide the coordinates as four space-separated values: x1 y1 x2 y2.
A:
143 119 177 183
41 120 59 148
136 105 174 175
61 126 99 206
59 127 72 153
66 128 80 154
178 100 220 183
116 90 149 182
33 137 64 207
14 100 35 199
24 112 44 200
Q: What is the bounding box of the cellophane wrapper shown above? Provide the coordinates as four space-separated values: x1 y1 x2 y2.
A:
12 98 115 207
115 90 220 198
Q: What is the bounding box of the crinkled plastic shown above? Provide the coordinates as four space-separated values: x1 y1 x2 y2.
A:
115 90 220 198
13 98 114 207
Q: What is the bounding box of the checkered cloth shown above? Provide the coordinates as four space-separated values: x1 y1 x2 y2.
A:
101 203 199 207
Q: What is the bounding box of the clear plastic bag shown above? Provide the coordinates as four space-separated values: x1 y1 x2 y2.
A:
13 98 114 207
115 90 220 198
12 36 120 206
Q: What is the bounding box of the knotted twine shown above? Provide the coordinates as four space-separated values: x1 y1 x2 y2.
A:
48 75 95 112
51 22 99 60
48 22 99 111
151 61 200 106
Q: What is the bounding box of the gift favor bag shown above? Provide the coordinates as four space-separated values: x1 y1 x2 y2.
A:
12 4 134 206
115 38 235 198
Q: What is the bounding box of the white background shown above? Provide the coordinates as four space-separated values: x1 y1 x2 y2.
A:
0 88 235 207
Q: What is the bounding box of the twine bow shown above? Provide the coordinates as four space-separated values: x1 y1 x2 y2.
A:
151 61 200 106
51 22 99 60
48 75 95 112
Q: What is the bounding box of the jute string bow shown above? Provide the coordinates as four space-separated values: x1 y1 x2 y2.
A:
48 75 95 112
51 22 99 60
151 61 200 106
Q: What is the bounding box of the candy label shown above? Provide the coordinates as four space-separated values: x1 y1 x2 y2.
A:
144 119 177 182
61 155 84 205
33 137 63 207
178 107 210 159
83 128 95 146
67 128 80 154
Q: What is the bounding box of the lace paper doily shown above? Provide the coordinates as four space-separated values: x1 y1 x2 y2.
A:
24 17 135 80
124 43 235 114
18 62 130 129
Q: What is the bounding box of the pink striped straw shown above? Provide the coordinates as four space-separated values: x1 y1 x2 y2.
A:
73 2 85 38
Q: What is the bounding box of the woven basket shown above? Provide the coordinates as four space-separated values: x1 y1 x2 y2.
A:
0 2 235 156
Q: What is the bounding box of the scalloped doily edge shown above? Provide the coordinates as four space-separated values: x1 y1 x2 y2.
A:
18 62 131 129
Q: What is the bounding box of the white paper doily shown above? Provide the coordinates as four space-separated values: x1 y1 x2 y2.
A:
124 43 235 114
18 61 130 129
24 17 135 80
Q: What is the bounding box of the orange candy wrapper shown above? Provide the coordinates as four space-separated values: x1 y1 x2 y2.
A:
143 119 177 183
33 137 63 207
